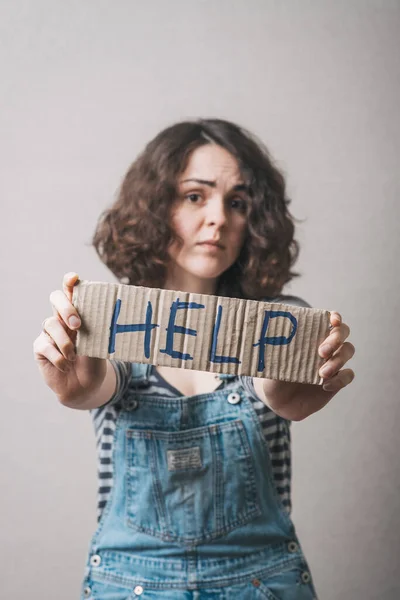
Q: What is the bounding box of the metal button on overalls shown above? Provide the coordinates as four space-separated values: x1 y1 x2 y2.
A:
89 554 101 567
302 571 311 584
227 392 241 404
124 397 138 411
134 585 144 595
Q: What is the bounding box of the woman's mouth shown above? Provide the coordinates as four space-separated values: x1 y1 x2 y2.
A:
197 240 224 249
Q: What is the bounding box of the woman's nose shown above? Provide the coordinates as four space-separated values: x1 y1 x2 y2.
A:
205 198 227 227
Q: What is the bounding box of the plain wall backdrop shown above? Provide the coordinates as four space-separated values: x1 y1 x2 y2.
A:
1 1 399 598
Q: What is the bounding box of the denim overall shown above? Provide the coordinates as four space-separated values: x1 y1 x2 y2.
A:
82 364 318 599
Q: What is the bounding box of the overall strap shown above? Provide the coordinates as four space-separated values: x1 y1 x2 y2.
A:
130 362 152 386
217 374 237 382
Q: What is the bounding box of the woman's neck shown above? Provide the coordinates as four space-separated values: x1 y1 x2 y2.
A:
164 267 218 296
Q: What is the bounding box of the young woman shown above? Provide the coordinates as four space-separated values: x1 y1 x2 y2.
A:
34 119 355 599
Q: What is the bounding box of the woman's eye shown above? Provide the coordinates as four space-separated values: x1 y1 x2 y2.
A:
230 197 247 212
185 193 202 203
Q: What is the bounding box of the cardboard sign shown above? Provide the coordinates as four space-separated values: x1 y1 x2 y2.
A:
72 281 330 384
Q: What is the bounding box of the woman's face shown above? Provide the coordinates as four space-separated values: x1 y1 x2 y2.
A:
166 143 249 293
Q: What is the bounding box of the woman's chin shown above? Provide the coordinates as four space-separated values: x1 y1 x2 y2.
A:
166 257 234 292
188 266 228 283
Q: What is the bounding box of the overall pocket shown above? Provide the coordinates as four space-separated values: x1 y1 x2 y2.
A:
251 561 317 600
125 419 261 545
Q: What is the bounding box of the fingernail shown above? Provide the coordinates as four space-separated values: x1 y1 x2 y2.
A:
69 316 81 329
323 383 335 392
68 352 76 362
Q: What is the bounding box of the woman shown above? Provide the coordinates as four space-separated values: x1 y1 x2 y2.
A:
34 119 355 599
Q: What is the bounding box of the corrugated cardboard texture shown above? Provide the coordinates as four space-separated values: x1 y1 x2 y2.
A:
73 281 330 384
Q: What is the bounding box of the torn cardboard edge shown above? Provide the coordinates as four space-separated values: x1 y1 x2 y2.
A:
73 281 330 385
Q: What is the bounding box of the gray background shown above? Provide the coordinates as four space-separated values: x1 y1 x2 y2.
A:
1 1 399 598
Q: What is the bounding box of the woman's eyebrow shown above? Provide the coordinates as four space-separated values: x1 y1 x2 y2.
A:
180 178 249 193
232 183 250 193
180 178 217 187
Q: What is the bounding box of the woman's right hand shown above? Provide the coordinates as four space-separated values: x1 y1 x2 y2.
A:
33 272 109 406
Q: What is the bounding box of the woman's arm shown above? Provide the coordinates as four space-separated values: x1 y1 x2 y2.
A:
58 359 118 410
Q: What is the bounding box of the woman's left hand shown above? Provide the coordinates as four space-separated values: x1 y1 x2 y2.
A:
285 311 355 420
318 311 355 393
257 311 355 421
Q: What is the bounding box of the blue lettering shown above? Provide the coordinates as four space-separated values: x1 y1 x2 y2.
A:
253 310 298 372
108 299 159 358
210 305 240 364
160 299 205 360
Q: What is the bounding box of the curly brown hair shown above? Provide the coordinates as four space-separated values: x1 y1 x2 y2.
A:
93 118 299 300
